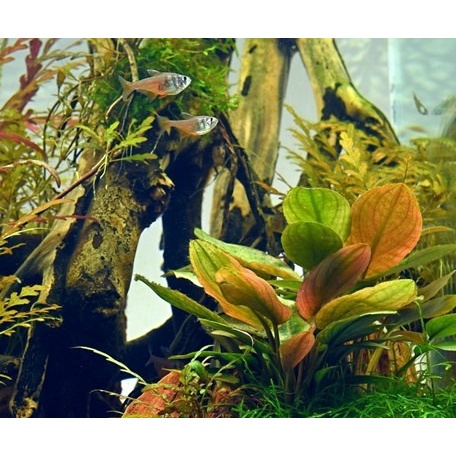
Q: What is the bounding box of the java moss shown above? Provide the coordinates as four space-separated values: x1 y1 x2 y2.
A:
91 38 239 125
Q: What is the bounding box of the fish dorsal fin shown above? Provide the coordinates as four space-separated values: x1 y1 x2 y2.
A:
147 69 161 77
181 112 195 119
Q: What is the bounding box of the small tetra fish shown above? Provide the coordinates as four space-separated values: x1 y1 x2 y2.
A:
157 113 219 137
118 69 191 102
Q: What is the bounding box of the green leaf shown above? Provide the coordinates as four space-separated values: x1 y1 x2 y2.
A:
166 265 201 287
283 187 351 240
281 221 343 270
419 271 456 301
431 340 456 351
268 279 302 293
379 245 456 278
421 295 456 319
385 295 456 328
135 275 225 324
116 152 157 162
194 228 300 280
315 279 417 329
426 314 456 340
198 318 271 354
75 345 147 386
347 183 422 278
316 312 395 348
279 306 312 342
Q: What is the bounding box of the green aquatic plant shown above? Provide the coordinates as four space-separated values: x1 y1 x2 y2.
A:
135 182 456 415
90 39 238 125
287 105 456 297
0 199 64 352
286 108 449 224
233 376 456 418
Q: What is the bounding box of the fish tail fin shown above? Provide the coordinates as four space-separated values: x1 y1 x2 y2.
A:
118 76 133 102
156 115 171 135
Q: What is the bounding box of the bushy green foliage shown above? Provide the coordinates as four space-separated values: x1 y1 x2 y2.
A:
1 38 238 228
285 106 453 226
91 38 238 123
0 282 59 338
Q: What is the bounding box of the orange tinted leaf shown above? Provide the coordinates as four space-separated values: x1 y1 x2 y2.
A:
194 228 300 280
296 244 371 321
280 328 315 370
215 266 292 326
347 183 422 278
189 240 263 328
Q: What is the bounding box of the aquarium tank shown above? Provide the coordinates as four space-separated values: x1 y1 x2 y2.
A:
1 38 456 419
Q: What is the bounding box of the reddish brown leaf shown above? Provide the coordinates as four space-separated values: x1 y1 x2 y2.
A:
122 371 181 418
1 159 59 186
280 327 316 370
0 38 28 66
296 244 371 321
0 131 46 159
215 266 292 326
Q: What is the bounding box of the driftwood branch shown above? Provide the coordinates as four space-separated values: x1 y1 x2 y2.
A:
10 158 174 417
296 38 399 146
210 39 294 248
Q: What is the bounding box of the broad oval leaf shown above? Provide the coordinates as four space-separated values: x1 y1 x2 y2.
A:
280 328 315 370
347 183 422 278
283 187 351 240
296 243 371 321
315 279 417 329
215 266 292 326
282 221 343 270
426 314 456 341
189 240 262 328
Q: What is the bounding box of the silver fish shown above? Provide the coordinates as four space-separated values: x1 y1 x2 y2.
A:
119 69 191 102
157 113 218 137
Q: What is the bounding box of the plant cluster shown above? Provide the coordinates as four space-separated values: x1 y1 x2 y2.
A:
131 114 456 416
0 38 240 415
135 180 456 416
2 39 456 418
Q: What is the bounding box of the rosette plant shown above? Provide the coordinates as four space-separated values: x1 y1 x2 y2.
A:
135 182 456 413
